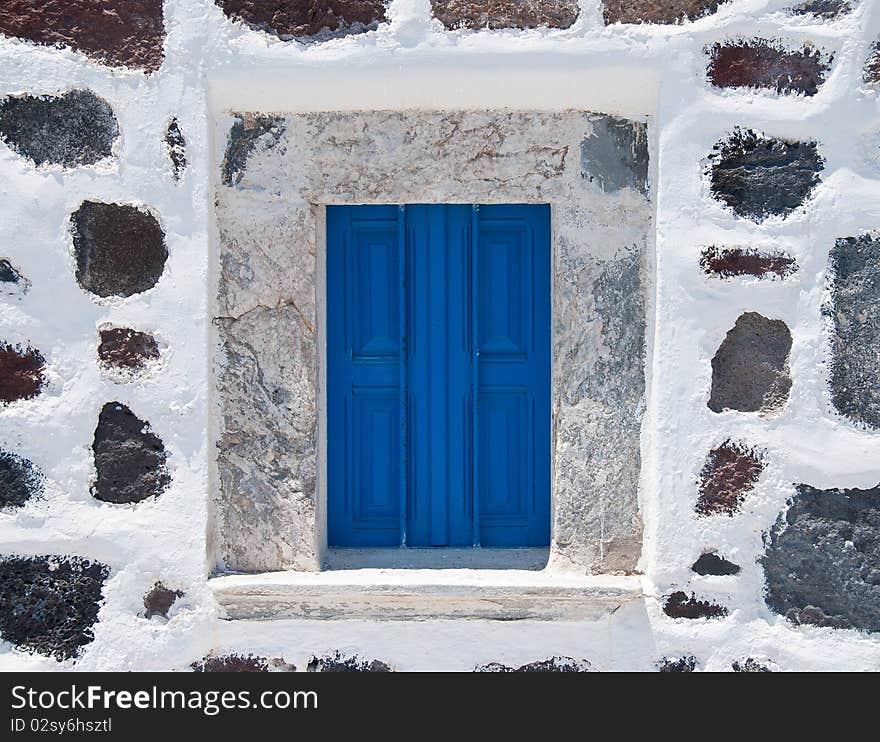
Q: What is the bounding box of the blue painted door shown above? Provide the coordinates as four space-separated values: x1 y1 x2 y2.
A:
327 204 550 548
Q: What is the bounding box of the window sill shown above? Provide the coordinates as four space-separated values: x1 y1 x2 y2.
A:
210 568 643 621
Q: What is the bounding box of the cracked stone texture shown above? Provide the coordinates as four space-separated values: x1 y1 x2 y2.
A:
0 555 108 661
657 656 697 672
663 591 728 619
143 582 183 619
826 235 880 429
0 343 46 404
307 651 392 672
71 201 167 299
692 551 740 575
763 483 880 633
165 118 186 181
580 116 649 195
708 129 823 222
216 0 387 41
0 90 118 169
0 450 43 510
708 312 792 415
431 0 579 29
603 0 729 24
0 0 165 72
221 114 285 187
98 328 160 372
696 440 765 516
700 246 796 279
790 0 852 18
476 657 594 672
214 110 650 573
707 40 831 96
92 402 170 504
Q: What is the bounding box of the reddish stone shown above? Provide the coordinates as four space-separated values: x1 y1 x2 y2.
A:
696 440 764 516
663 591 728 619
431 0 579 30
0 1 165 73
98 328 159 372
216 0 387 39
603 0 728 25
0 343 45 404
708 40 830 96
143 582 183 619
700 246 796 279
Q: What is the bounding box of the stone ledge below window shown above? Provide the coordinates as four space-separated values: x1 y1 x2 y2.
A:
210 570 643 621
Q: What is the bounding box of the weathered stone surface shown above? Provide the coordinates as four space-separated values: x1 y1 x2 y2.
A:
707 40 830 96
477 657 594 672
0 90 117 169
691 551 741 575
431 0 579 29
0 1 165 72
763 483 880 633
0 343 46 404
0 450 42 510
92 402 170 504
826 235 880 429
216 0 387 40
708 129 823 222
789 0 851 19
732 658 772 672
581 116 648 195
603 0 729 24
657 656 697 672
700 246 796 279
307 651 392 672
707 312 792 415
663 591 728 619
71 201 167 299
142 582 183 619
215 110 650 573
696 441 764 516
165 118 186 181
221 114 285 187
191 653 295 672
98 328 160 372
0 259 29 295
865 41 880 85
0 555 108 660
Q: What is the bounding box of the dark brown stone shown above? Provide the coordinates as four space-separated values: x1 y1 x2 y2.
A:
307 651 392 672
789 0 851 19
98 328 159 372
143 582 183 619
431 0 579 30
696 440 764 516
0 343 45 404
71 201 167 299
603 0 728 25
691 551 741 575
0 1 165 73
866 41 880 85
663 591 728 619
707 312 792 415
0 555 108 661
91 402 170 504
708 40 831 96
700 246 796 279
216 0 387 40
0 450 43 510
165 118 186 181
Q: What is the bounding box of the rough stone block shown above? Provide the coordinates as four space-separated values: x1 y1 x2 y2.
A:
216 0 387 40
580 115 649 195
657 656 697 672
700 246 796 279
0 450 42 510
707 312 792 415
691 551 741 575
142 582 183 619
307 651 392 672
0 0 165 72
0 555 108 660
0 343 45 404
476 657 593 672
431 0 579 30
221 114 285 187
0 90 117 169
663 591 728 619
91 402 170 504
707 40 831 96
696 440 765 516
603 0 729 25
98 328 160 373
789 0 852 19
825 234 880 429
165 118 186 181
763 484 880 632
71 201 167 299
708 128 823 222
